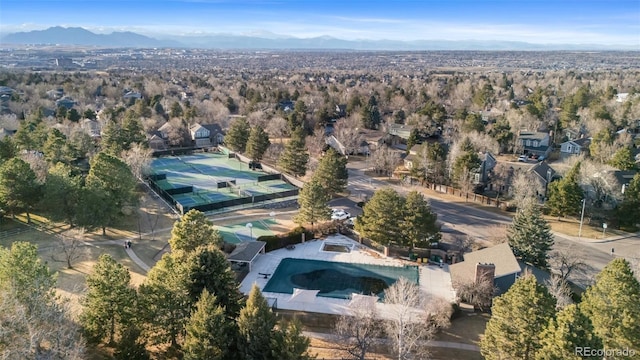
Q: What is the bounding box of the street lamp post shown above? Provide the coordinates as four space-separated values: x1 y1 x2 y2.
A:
246 222 253 241
578 198 586 239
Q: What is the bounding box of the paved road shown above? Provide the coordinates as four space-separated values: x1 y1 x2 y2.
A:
344 161 640 289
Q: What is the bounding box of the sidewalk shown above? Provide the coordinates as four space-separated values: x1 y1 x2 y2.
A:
554 230 640 244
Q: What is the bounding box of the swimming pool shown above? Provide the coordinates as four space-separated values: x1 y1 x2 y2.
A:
263 258 419 300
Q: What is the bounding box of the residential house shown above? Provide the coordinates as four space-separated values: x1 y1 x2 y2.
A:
326 135 369 156
47 88 64 100
559 137 591 159
55 97 76 109
148 132 166 150
449 243 522 294
335 104 347 118
158 122 174 140
0 86 14 97
190 123 211 148
517 131 551 158
527 162 557 199
589 169 638 208
403 143 426 170
563 127 587 141
386 124 415 146
476 152 497 184
199 123 225 147
0 128 16 140
277 100 295 113
614 170 639 195
123 90 142 100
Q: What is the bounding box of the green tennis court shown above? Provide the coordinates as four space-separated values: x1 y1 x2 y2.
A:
148 152 298 213
263 258 420 300
216 218 277 244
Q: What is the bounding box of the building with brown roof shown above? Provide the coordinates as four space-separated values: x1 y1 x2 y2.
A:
449 243 521 294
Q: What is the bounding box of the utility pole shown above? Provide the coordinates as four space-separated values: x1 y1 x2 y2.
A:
578 198 586 239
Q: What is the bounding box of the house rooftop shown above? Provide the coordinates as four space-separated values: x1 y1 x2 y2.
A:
613 170 638 186
529 162 556 183
518 131 548 140
449 243 521 285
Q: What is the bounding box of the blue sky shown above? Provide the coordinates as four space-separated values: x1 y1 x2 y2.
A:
1 0 639 46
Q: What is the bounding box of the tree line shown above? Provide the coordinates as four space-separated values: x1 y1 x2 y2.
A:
0 209 315 359
481 258 640 360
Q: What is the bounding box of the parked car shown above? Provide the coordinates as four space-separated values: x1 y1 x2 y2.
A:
517 155 528 162
331 210 351 221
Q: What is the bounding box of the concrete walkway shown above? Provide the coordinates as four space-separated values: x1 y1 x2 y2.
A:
303 331 480 352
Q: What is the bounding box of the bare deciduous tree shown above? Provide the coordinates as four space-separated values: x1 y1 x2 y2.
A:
545 275 573 310
266 116 288 143
510 170 542 208
19 152 48 184
371 145 401 177
334 117 365 156
383 277 451 360
335 295 382 360
0 289 86 359
121 143 153 180
549 248 587 282
51 230 87 269
454 277 497 311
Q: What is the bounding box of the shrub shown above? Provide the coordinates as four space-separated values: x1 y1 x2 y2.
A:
259 226 313 252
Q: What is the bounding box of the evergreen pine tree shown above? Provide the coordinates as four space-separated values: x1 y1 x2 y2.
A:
271 319 313 360
293 179 331 227
183 289 234 360
225 117 250 153
546 162 584 218
609 147 637 170
186 245 244 319
245 125 271 162
401 191 441 248
169 209 223 253
0 157 42 223
80 254 137 345
580 258 640 352
507 202 555 269
138 253 192 352
355 188 405 247
114 325 150 360
312 148 348 196
617 173 640 228
278 126 309 177
237 285 277 360
536 304 602 360
480 275 556 360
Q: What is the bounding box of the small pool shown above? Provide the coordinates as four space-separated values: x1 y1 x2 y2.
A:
322 243 352 253
263 258 419 300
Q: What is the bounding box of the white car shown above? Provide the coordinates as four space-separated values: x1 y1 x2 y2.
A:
517 155 528 162
331 210 351 221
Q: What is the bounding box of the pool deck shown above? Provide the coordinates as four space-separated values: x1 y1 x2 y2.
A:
240 234 456 316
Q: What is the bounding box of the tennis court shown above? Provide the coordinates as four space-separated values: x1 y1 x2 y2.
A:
148 152 298 214
217 218 277 244
263 258 420 300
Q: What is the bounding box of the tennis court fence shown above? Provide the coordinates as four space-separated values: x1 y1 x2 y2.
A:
146 174 299 215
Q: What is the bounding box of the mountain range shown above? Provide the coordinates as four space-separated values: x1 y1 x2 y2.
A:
0 26 635 51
